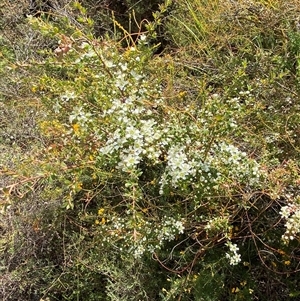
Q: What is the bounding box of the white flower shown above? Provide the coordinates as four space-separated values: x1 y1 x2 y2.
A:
130 70 144 81
226 242 241 265
174 220 185 234
104 60 115 68
140 34 147 41
165 145 196 186
122 153 140 169
119 62 127 71
280 205 292 219
53 101 62 113
133 244 146 258
125 125 142 140
229 243 239 253
139 34 148 45
229 253 241 265
60 91 76 101
115 73 129 90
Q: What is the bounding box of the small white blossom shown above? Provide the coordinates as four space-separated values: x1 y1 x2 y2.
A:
104 60 115 68
125 125 142 140
118 151 141 171
226 242 241 265
53 101 62 113
60 91 76 102
140 34 147 42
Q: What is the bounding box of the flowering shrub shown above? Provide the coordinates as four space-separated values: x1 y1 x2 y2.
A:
2 1 300 300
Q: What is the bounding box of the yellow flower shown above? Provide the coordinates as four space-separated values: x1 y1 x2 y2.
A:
98 208 105 215
231 287 240 293
72 123 80 134
75 182 82 190
179 91 187 98
240 281 247 287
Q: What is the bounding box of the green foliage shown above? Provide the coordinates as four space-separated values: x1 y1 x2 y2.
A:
1 1 300 300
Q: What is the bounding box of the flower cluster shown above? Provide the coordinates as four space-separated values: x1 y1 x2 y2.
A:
214 142 261 184
69 106 92 125
205 216 230 234
160 145 196 189
131 216 185 258
280 203 300 242
94 54 262 194
95 212 185 258
95 47 167 173
100 110 165 172
225 241 241 265
155 216 185 243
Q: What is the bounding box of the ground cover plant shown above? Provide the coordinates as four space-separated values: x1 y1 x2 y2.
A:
1 0 300 300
